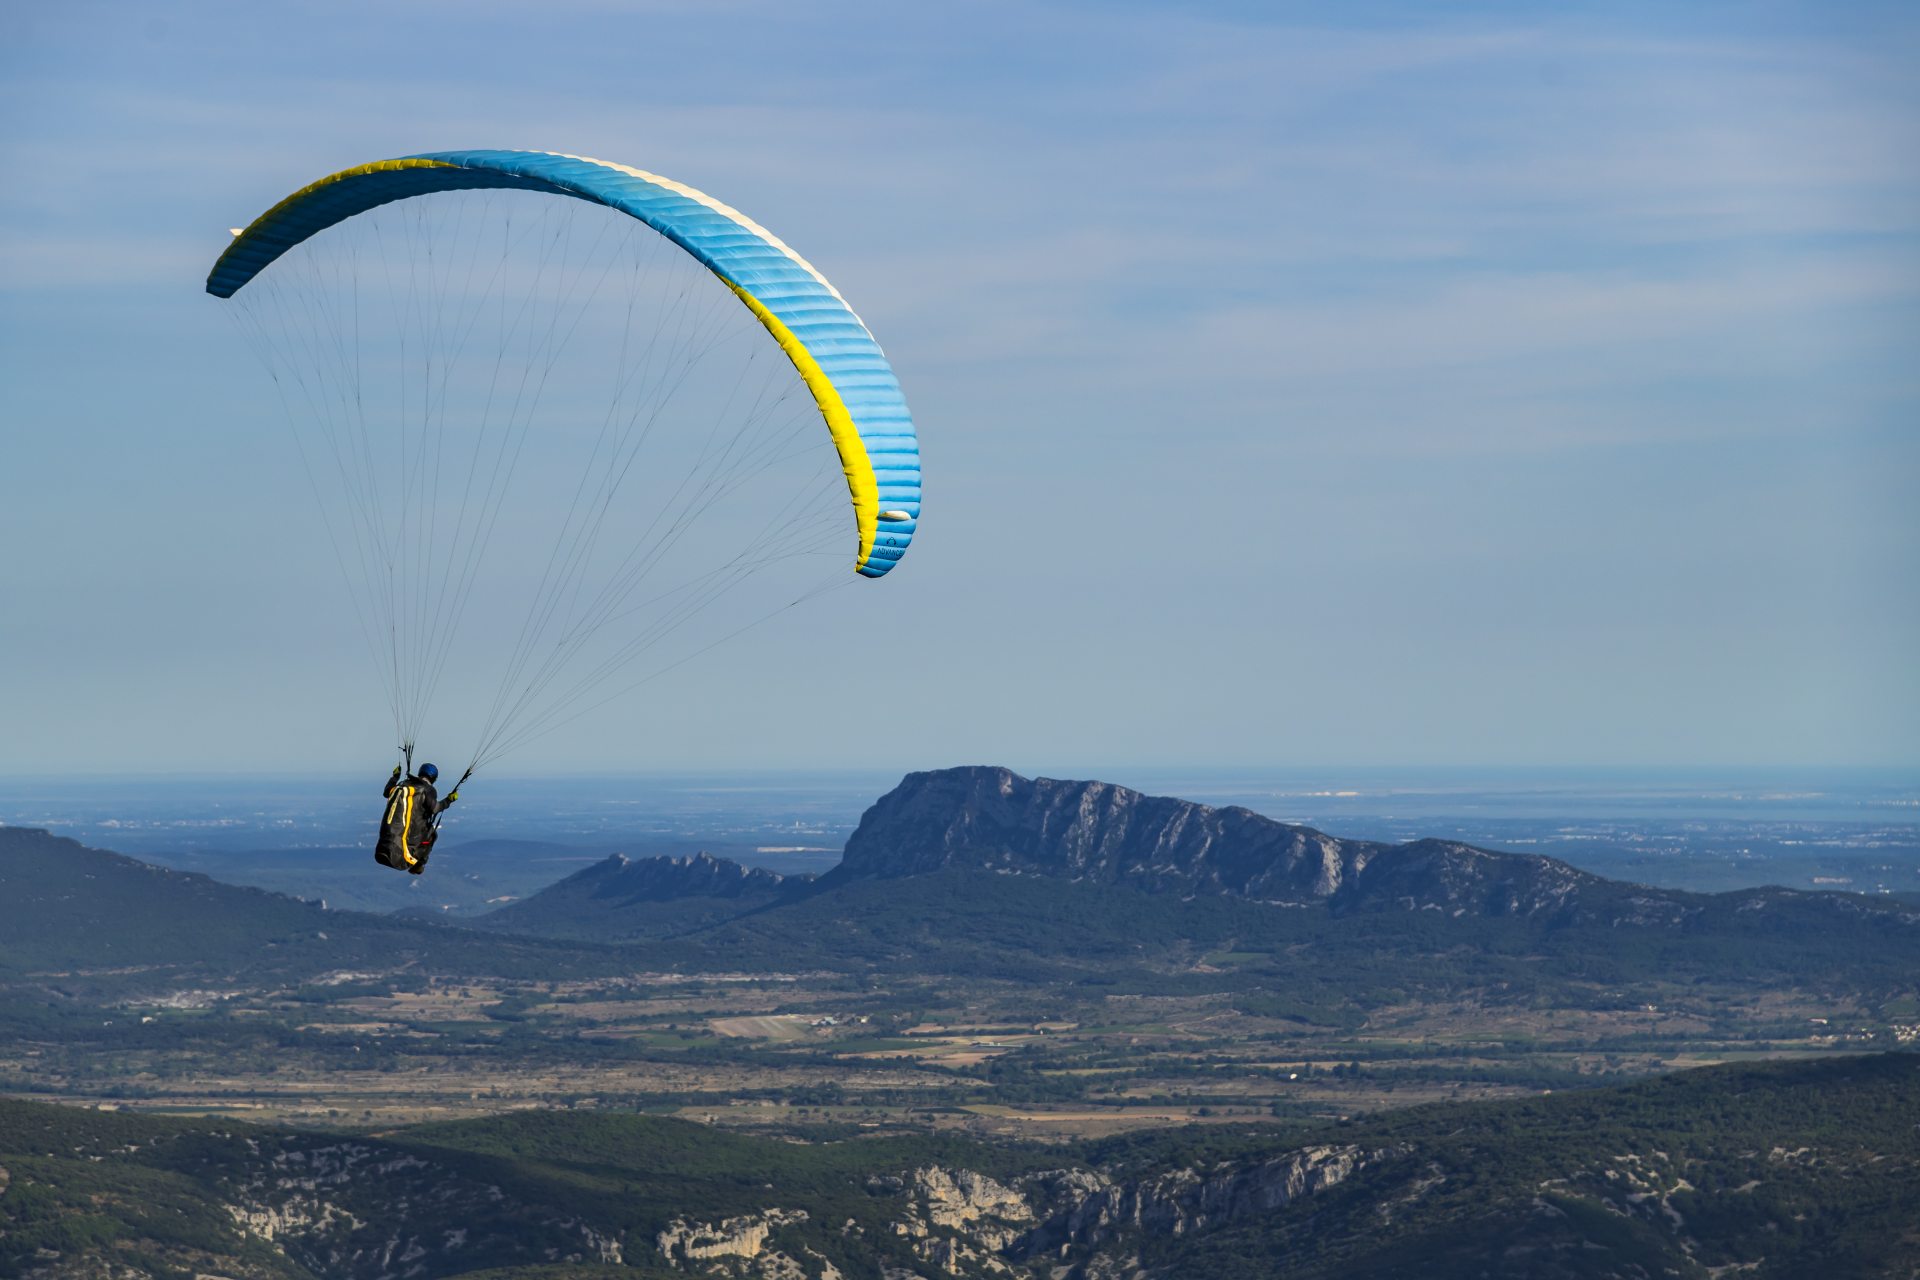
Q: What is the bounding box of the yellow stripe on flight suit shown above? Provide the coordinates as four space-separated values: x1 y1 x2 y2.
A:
400 786 418 866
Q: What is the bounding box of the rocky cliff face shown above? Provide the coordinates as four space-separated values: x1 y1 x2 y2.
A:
550 851 789 904
1013 1143 1383 1259
1326 837 1633 922
837 767 1370 900
473 769 1920 945
478 851 797 940
657 1208 809 1265
156 1130 1374 1280
647 1147 1381 1279
836 766 1620 922
219 1134 624 1277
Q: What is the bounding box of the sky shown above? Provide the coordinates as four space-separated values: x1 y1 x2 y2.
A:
1 0 1916 775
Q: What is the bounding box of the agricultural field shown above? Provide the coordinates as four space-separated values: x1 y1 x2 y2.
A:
1 965 1881 1140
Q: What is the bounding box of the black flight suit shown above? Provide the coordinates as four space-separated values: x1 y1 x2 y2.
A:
375 771 454 874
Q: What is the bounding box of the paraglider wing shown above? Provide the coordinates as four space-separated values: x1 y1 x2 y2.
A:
207 150 919 577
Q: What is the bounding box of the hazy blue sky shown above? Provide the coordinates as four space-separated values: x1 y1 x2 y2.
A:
2 1 1915 775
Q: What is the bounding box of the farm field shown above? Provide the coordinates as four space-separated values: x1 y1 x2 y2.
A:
3 965 1885 1139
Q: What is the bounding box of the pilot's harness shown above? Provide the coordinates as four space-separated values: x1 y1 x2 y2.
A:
397 742 475 857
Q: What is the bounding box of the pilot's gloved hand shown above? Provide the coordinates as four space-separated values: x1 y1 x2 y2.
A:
446 790 459 804
390 764 403 780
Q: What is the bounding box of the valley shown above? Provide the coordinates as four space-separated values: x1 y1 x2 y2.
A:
4 766 1916 1276
1 964 1882 1139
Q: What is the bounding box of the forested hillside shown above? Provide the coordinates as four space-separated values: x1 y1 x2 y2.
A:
3 1054 1915 1279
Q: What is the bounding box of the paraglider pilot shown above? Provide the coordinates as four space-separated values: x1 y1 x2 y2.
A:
376 762 458 874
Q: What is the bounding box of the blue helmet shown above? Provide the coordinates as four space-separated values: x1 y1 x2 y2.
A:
418 763 439 783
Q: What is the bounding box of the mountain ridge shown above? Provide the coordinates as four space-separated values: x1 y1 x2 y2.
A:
830 766 1730 926
10 765 1917 992
0 825 624 990
471 767 1918 967
474 850 798 942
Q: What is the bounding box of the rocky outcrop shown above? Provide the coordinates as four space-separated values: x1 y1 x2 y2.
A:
859 1148 1379 1276
836 767 1626 922
525 851 788 907
1325 839 1620 921
885 1167 1036 1274
227 1197 365 1242
654 1209 855 1279
833 769 1920 940
657 1208 807 1265
221 1136 624 1278
479 851 801 941
836 767 1366 902
906 1167 1034 1241
1014 1144 1381 1257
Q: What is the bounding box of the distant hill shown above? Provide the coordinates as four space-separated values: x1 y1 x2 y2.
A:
120 837 618 918
9 762 1920 1006
463 768 1920 997
3 1052 1915 1279
837 766 1676 923
0 827 622 995
474 851 798 942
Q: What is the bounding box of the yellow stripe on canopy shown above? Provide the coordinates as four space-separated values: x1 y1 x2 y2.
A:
720 276 880 571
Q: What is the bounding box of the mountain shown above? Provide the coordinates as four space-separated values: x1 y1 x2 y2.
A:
452 767 1920 995
830 766 1920 930
837 765 1365 893
475 851 797 942
836 765 1620 919
4 1053 1915 1279
478 765 1615 941
0 826 622 996
10 762 1919 1006
121 837 620 919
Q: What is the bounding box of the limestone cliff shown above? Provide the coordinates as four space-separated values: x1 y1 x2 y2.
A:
834 766 1626 922
478 850 796 941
